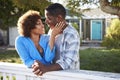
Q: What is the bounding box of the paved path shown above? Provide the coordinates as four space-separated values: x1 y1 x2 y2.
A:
0 45 105 51
0 46 15 52
80 46 106 50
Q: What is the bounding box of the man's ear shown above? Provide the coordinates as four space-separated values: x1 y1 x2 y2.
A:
56 15 63 22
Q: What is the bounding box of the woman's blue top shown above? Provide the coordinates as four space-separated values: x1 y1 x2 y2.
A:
15 34 55 68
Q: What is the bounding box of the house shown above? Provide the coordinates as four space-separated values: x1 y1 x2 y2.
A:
81 8 118 42
0 29 7 45
9 27 19 46
0 31 4 45
66 8 118 45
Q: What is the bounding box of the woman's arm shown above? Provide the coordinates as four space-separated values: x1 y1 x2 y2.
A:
49 21 65 50
15 37 34 67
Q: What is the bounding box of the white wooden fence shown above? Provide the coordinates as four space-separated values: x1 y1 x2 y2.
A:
0 62 120 80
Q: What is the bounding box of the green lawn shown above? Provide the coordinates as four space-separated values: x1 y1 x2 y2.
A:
0 50 22 64
0 48 120 73
80 48 120 73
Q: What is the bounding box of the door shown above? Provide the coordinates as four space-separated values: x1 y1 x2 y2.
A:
91 20 102 40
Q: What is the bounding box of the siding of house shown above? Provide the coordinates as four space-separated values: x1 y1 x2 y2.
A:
9 27 19 46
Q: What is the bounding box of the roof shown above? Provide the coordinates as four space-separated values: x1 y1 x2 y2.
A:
82 8 118 19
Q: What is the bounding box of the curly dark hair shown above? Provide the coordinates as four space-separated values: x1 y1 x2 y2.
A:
17 10 41 37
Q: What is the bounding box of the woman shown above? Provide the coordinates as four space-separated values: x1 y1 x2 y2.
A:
15 10 64 68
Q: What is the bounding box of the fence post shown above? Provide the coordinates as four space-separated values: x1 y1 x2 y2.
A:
16 75 26 80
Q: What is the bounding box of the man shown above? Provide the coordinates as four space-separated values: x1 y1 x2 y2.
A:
32 3 80 76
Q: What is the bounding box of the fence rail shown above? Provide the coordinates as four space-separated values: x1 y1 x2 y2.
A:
0 62 120 80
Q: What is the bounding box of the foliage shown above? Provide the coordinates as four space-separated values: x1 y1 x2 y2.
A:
102 19 120 49
66 0 120 17
12 0 51 16
111 0 120 7
66 0 99 16
0 0 20 30
0 0 51 30
71 22 79 32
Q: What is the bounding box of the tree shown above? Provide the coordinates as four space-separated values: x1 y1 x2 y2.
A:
12 0 51 16
0 0 20 30
100 0 120 17
66 0 99 16
66 0 120 17
0 0 51 30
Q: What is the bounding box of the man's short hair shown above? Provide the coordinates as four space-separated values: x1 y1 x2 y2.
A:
45 3 66 19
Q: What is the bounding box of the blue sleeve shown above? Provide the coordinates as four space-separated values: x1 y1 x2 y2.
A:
15 36 34 68
40 35 55 63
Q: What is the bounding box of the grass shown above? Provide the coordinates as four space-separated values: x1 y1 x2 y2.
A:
80 48 120 73
0 50 22 64
0 48 120 73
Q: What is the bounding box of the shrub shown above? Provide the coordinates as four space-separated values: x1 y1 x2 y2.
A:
71 22 79 32
102 18 120 49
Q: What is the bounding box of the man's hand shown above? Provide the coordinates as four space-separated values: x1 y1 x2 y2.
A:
32 60 47 76
32 60 63 76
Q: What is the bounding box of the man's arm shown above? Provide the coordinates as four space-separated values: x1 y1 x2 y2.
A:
32 60 63 76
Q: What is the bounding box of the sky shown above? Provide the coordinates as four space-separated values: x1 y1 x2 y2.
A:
50 0 66 6
50 0 63 3
50 0 98 9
